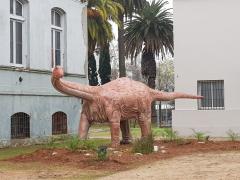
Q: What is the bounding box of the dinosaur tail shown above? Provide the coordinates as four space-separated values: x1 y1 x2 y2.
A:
151 89 203 101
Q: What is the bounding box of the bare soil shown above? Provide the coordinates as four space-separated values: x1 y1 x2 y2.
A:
2 140 240 179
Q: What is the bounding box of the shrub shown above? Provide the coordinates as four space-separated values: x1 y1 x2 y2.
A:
132 134 154 154
161 128 178 142
97 145 108 161
67 136 80 151
227 130 239 141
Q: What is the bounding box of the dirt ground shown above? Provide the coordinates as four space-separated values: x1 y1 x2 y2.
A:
98 151 240 180
1 140 240 180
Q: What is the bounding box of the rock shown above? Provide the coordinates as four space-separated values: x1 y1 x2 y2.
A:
113 151 120 154
161 150 167 154
84 153 91 156
107 148 114 151
52 152 58 156
160 146 165 149
198 141 205 144
135 153 143 156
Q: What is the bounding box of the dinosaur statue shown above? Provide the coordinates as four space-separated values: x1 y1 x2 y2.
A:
51 67 203 147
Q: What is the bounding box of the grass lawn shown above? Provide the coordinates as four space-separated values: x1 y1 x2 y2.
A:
89 124 168 139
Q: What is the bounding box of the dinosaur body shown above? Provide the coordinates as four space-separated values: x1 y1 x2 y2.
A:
52 67 202 147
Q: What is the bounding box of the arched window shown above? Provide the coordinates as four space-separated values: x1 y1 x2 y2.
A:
11 112 30 139
52 112 67 135
51 8 65 67
10 0 27 65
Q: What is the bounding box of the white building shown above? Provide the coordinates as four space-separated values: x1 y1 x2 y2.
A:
173 0 240 137
0 0 87 146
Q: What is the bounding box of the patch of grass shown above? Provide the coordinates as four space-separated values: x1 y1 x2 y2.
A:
132 134 154 154
0 145 43 160
227 130 239 141
67 136 80 152
161 128 178 142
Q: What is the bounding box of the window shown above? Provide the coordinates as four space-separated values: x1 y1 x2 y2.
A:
52 112 67 135
11 112 30 139
51 9 64 67
10 0 25 65
198 80 224 110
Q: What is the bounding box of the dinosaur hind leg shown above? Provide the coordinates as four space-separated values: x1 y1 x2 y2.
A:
120 120 132 144
138 113 151 138
109 111 121 148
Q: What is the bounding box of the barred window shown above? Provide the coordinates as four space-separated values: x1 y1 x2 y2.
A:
198 80 224 110
11 112 30 139
52 112 67 135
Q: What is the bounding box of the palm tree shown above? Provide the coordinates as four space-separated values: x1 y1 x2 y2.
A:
125 0 174 89
114 0 147 77
82 0 123 85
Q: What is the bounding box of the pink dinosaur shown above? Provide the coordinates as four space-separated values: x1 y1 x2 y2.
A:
52 67 202 147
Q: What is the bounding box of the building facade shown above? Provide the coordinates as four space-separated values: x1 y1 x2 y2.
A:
173 0 240 137
0 0 87 146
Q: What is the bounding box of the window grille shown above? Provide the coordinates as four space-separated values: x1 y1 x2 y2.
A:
198 80 224 110
11 112 30 139
52 112 67 135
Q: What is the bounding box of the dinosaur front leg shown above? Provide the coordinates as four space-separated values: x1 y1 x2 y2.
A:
109 111 121 148
79 112 90 139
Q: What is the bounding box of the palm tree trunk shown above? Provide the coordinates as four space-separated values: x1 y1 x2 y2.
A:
118 14 126 77
141 51 157 123
118 13 131 143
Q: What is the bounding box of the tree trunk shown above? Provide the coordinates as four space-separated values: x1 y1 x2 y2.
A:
118 14 126 77
99 43 111 85
118 13 131 143
141 51 157 123
88 52 99 86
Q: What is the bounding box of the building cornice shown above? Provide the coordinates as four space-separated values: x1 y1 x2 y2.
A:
0 66 87 78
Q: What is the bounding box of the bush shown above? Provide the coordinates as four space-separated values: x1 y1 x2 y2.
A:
132 134 154 154
161 128 178 142
97 145 108 161
227 130 239 141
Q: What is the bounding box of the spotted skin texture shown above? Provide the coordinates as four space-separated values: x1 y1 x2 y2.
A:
52 67 203 147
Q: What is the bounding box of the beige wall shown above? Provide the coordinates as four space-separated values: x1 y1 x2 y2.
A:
173 0 240 137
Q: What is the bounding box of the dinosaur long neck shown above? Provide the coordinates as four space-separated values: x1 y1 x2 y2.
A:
51 77 95 101
151 89 203 101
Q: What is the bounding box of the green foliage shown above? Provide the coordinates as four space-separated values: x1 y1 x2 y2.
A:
192 129 207 142
67 136 81 152
227 130 239 141
132 134 154 154
125 0 173 60
97 146 108 161
99 43 111 85
161 128 178 141
79 140 98 151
